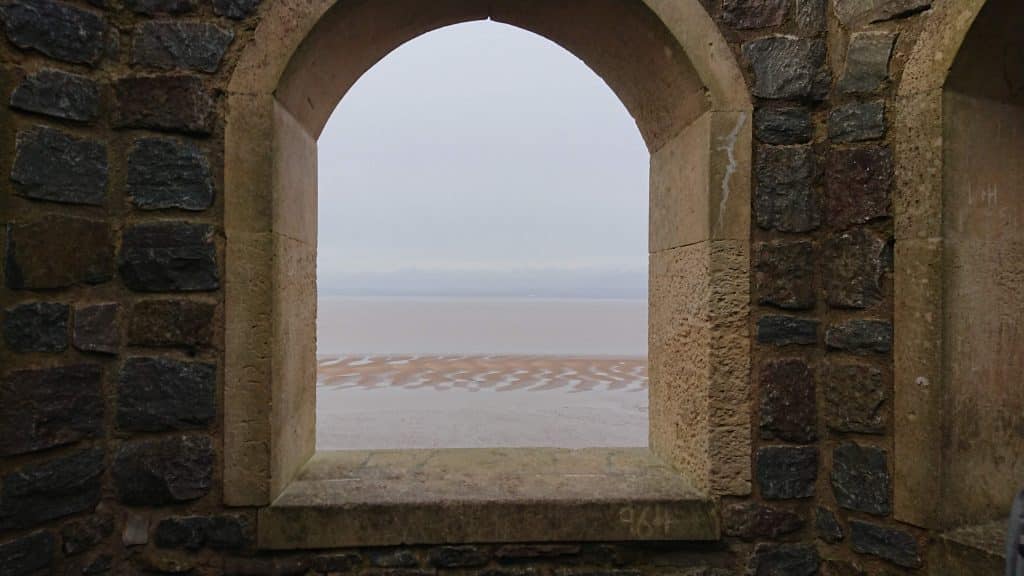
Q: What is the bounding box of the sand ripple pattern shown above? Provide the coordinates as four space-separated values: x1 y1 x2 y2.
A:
317 355 648 393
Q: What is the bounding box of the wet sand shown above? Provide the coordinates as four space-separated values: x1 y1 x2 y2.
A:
316 355 648 450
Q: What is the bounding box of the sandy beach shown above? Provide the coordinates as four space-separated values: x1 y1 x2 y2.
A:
316 355 648 450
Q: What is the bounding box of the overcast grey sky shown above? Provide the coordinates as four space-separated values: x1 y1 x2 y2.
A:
317 21 649 297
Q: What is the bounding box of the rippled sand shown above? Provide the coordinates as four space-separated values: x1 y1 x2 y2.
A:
316 355 648 450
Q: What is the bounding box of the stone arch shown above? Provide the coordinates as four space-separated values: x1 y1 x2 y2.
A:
223 0 753 509
894 0 1024 531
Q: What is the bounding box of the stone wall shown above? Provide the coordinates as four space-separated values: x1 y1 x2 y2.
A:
0 0 989 574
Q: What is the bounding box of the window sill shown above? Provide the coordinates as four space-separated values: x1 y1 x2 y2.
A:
258 447 720 549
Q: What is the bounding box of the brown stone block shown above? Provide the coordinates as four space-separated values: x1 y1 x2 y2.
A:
4 216 114 290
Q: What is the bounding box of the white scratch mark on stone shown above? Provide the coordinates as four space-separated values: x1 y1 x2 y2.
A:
715 112 748 234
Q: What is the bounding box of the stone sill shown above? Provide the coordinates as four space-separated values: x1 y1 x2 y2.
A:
258 447 719 549
929 520 1008 574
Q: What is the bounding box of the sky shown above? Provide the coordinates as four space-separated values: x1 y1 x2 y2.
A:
316 21 649 298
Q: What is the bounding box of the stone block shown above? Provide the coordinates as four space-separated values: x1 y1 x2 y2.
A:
4 216 114 290
73 303 120 354
795 0 826 34
744 36 829 100
125 0 194 15
823 229 886 309
0 0 106 65
113 435 213 505
831 442 891 515
0 448 104 530
113 75 214 135
849 520 921 568
754 107 812 145
61 514 114 556
11 126 108 206
313 553 362 573
826 145 893 228
0 364 102 456
834 0 931 28
721 0 788 30
826 320 892 354
10 69 100 122
759 358 817 443
722 502 804 541
756 315 819 346
757 446 817 499
754 241 815 310
117 357 216 432
128 299 214 349
754 145 819 233
213 0 260 19
2 301 68 352
154 515 247 550
838 32 897 94
748 543 819 576
815 507 843 543
829 101 885 143
119 222 218 292
132 22 234 73
127 137 213 211
368 550 418 568
429 546 488 568
825 362 886 433
0 531 54 576
494 545 580 563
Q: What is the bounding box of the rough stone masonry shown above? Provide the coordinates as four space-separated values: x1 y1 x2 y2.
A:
0 0 1013 575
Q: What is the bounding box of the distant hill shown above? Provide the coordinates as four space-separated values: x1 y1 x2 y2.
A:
317 268 647 299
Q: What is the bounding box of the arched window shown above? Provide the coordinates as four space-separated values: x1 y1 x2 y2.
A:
223 0 752 548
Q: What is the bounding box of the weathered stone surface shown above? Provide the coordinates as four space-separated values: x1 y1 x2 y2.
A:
815 507 844 544
748 543 819 576
825 362 886 433
4 217 114 290
368 550 418 568
744 37 828 100
212 0 260 19
113 76 214 135
122 514 148 547
754 145 819 233
826 145 893 228
73 303 120 354
826 320 892 354
313 553 362 573
117 357 216 432
0 530 54 576
495 545 580 563
757 315 819 346
155 516 247 550
754 107 813 145
757 446 817 499
760 358 817 443
119 222 219 292
834 0 931 28
821 559 866 576
11 126 108 206
128 138 213 211
10 69 100 122
838 32 897 94
0 364 102 456
823 229 886 309
125 0 194 14
82 554 113 575
224 557 312 576
721 0 788 30
0 448 104 530
795 0 826 34
723 502 804 541
113 435 213 505
0 0 106 65
61 514 113 556
829 101 885 143
831 442 891 515
3 301 68 352
128 299 215 349
850 520 921 568
754 241 815 310
429 546 488 568
132 22 234 73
